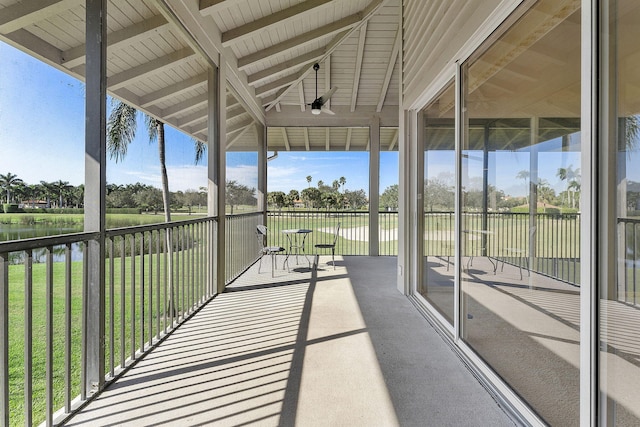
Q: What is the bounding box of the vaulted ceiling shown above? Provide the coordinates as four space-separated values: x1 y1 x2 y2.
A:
0 0 400 152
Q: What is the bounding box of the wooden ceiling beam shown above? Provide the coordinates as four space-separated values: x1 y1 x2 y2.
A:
199 0 245 15
247 48 324 87
281 128 291 151
163 93 209 119
265 0 391 111
388 128 399 151
62 15 168 68
376 25 401 112
107 48 195 90
140 72 207 107
222 0 335 46
304 128 310 151
0 0 77 34
351 21 367 112
237 14 360 70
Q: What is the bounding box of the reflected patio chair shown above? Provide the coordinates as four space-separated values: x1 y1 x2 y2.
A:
501 226 536 280
314 222 340 270
256 225 285 277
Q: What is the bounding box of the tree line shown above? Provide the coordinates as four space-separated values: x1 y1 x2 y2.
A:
267 175 400 211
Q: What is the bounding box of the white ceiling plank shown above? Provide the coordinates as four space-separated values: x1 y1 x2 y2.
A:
376 25 401 112
199 0 245 15
163 93 209 119
266 105 399 127
62 15 168 68
351 21 367 112
304 128 310 151
346 128 352 151
227 116 255 134
222 0 336 47
255 73 300 97
281 128 291 151
107 48 195 90
140 72 208 107
247 48 324 86
178 108 208 127
237 14 361 70
0 0 78 34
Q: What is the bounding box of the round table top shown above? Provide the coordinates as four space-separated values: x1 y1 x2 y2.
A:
281 229 313 234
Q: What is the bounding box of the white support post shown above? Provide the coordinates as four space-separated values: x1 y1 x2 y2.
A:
369 115 380 256
258 123 267 221
207 67 217 296
84 0 107 397
216 59 227 294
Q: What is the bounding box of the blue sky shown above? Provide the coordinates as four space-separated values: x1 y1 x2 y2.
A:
0 41 396 196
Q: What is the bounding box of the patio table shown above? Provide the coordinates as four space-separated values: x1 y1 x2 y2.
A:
281 228 313 271
463 229 497 274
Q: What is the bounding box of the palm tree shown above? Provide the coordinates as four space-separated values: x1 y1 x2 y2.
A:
306 175 312 188
317 180 324 188
339 176 346 192
52 180 72 208
332 179 340 191
107 100 205 222
39 181 56 208
0 172 24 203
515 170 530 204
108 100 205 318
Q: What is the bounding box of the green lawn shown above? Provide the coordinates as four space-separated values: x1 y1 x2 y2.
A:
6 243 208 426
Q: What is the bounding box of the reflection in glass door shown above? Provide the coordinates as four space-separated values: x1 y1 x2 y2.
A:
460 1 582 424
601 0 640 424
420 82 455 324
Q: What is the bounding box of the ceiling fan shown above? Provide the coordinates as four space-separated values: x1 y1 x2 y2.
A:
309 62 337 115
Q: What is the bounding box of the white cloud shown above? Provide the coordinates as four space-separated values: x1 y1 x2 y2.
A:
227 164 258 189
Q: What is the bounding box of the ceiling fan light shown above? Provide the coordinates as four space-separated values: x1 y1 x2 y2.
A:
311 100 322 115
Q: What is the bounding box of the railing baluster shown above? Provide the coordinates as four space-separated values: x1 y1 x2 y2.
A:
45 246 54 426
156 230 161 340
0 252 8 427
24 249 33 426
120 237 125 369
109 238 115 377
148 231 153 346
65 243 72 413
140 232 145 353
130 234 136 361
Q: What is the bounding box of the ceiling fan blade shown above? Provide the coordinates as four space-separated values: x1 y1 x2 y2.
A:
317 86 337 104
321 107 335 115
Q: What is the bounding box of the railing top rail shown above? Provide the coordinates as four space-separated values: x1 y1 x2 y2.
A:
618 217 640 224
0 231 101 253
267 210 370 215
225 211 264 219
105 216 217 237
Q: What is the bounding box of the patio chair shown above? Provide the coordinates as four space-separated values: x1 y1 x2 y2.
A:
501 226 536 280
256 225 285 277
314 222 340 269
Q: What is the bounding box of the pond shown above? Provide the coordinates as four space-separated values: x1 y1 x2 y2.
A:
0 223 84 263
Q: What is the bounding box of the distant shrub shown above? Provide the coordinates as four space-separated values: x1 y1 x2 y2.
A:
45 208 84 214
107 208 142 215
22 208 45 214
3 204 22 213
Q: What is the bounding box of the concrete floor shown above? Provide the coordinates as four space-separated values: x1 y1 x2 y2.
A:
65 256 515 427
